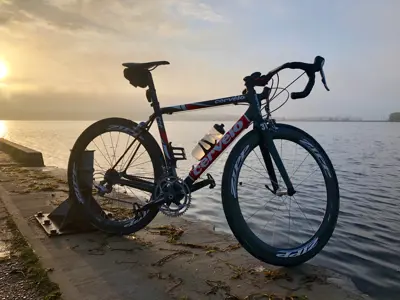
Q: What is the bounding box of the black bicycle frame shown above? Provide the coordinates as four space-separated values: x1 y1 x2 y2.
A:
118 72 295 196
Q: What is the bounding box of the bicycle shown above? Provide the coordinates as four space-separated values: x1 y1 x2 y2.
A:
68 56 339 267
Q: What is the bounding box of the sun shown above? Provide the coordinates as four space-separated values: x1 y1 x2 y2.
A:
0 61 8 79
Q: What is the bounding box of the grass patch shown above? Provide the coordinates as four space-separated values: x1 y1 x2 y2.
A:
6 216 62 300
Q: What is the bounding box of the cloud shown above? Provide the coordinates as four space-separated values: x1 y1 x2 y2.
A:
171 0 227 23
0 0 399 120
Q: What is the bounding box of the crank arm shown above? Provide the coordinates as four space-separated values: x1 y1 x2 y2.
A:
133 197 167 213
190 173 216 193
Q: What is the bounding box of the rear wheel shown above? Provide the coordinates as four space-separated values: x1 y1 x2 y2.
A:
221 124 339 266
68 117 165 235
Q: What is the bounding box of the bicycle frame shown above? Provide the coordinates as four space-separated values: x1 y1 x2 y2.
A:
117 72 296 197
152 94 252 183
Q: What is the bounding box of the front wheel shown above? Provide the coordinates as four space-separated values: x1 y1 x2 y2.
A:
221 124 339 267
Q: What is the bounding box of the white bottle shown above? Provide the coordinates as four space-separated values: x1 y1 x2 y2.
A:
191 124 225 161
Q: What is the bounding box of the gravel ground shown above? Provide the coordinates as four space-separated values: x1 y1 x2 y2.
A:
0 206 42 300
0 259 42 300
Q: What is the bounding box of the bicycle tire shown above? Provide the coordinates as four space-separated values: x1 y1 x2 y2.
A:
221 123 339 267
67 117 165 235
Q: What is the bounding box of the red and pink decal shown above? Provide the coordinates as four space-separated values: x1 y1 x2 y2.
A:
188 115 251 181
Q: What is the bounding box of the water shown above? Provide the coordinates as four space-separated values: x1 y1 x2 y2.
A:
2 120 400 299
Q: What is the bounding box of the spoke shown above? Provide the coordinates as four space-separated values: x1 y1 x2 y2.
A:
241 162 281 188
129 147 146 165
294 167 319 189
101 195 134 206
298 192 326 203
288 195 291 247
291 143 298 176
123 144 145 171
114 131 121 165
238 181 271 190
130 159 152 168
260 196 286 246
100 134 113 167
93 157 106 172
242 163 271 181
254 148 269 177
109 132 116 165
279 139 283 186
279 197 307 247
291 152 310 177
120 134 132 172
254 146 283 187
128 185 152 199
245 193 279 221
92 140 112 166
292 195 314 232
123 186 142 202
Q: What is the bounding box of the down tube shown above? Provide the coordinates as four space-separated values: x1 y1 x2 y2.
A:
187 114 252 182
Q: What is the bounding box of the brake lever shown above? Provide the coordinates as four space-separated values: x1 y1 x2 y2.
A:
320 68 330 91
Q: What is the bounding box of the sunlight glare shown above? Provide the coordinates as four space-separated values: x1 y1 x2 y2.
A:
0 61 8 79
0 121 7 138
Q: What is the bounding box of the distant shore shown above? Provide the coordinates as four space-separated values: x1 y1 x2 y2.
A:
0 118 393 122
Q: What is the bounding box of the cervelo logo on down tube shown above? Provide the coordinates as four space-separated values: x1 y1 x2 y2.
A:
215 95 246 104
190 116 250 178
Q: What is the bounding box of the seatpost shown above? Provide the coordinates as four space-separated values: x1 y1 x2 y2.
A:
146 72 159 106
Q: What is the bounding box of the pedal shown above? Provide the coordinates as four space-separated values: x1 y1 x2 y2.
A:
207 173 216 189
170 143 186 161
190 173 216 193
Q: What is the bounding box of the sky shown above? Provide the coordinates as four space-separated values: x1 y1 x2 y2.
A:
0 0 399 120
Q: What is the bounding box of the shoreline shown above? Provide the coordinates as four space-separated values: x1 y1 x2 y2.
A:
0 118 395 123
0 139 370 299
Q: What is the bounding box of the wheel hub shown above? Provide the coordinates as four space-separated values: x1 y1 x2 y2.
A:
96 169 120 196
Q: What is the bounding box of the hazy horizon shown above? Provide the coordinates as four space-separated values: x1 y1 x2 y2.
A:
1 0 399 121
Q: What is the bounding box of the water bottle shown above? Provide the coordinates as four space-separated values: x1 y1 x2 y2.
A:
191 124 225 160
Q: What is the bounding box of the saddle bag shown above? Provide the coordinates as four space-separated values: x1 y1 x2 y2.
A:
123 67 150 88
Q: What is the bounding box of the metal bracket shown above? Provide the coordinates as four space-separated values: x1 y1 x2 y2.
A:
170 143 187 161
35 150 111 237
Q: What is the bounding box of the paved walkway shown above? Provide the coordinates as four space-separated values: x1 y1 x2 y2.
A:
0 151 369 300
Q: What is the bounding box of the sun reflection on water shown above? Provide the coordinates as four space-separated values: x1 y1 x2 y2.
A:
0 121 7 138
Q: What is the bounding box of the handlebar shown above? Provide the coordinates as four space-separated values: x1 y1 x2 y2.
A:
244 56 330 100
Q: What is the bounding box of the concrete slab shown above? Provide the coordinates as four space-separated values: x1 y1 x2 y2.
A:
0 138 44 167
0 157 370 300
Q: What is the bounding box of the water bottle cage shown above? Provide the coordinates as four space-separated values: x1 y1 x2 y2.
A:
169 143 187 161
199 139 217 156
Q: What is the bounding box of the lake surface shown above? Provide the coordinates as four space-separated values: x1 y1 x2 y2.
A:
2 120 400 299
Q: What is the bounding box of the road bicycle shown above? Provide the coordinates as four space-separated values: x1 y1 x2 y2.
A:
68 56 339 267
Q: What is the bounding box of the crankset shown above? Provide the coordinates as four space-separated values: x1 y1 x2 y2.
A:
132 176 191 217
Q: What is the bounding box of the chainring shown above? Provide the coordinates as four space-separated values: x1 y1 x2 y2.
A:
154 176 191 217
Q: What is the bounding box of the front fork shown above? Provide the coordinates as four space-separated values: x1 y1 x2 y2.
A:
259 121 296 196
246 85 296 197
258 121 296 197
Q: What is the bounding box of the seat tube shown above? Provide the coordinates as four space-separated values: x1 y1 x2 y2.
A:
147 72 176 174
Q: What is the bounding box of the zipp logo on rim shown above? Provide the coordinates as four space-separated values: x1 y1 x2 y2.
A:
231 144 250 197
276 237 318 258
107 125 144 140
299 139 331 178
